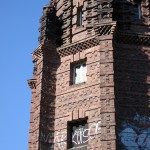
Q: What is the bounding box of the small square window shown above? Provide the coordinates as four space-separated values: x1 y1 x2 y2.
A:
71 62 87 85
77 7 83 26
67 120 88 149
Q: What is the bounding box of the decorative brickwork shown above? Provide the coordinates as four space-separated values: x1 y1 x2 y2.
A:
28 0 150 150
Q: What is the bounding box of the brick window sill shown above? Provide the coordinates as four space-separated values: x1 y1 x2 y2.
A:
68 145 87 150
75 25 85 31
70 82 86 88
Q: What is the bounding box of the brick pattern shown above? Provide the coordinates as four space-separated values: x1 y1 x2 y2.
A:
28 0 150 150
28 42 60 150
114 44 150 149
54 36 116 150
28 3 61 149
113 0 150 32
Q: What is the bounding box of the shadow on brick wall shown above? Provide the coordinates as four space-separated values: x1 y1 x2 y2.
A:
113 31 150 149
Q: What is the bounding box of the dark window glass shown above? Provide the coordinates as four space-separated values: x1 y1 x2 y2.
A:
67 120 88 149
134 3 142 19
77 7 83 26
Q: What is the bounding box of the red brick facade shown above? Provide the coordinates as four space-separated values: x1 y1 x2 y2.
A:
28 0 150 149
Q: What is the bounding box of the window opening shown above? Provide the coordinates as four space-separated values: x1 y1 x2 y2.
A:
135 3 142 19
77 7 83 26
72 63 87 84
138 3 142 19
67 120 88 149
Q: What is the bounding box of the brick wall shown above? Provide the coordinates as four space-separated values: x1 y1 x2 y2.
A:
54 36 116 150
28 0 150 149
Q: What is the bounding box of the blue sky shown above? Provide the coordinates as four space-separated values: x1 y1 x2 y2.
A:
0 1 49 149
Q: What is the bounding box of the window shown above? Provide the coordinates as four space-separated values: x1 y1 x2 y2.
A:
137 3 142 19
77 7 83 26
72 63 87 84
135 3 142 19
67 120 88 149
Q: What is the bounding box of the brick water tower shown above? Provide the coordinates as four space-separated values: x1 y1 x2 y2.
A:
28 0 150 149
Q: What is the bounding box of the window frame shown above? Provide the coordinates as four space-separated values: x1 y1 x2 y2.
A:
67 119 88 149
70 60 87 85
73 63 87 84
70 59 87 85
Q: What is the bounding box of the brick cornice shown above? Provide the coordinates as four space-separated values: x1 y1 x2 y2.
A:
116 32 150 46
57 22 116 57
94 21 116 36
32 44 43 62
32 42 56 62
57 36 100 57
27 79 37 90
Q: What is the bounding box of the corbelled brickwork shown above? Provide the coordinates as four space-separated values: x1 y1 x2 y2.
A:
28 0 150 150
